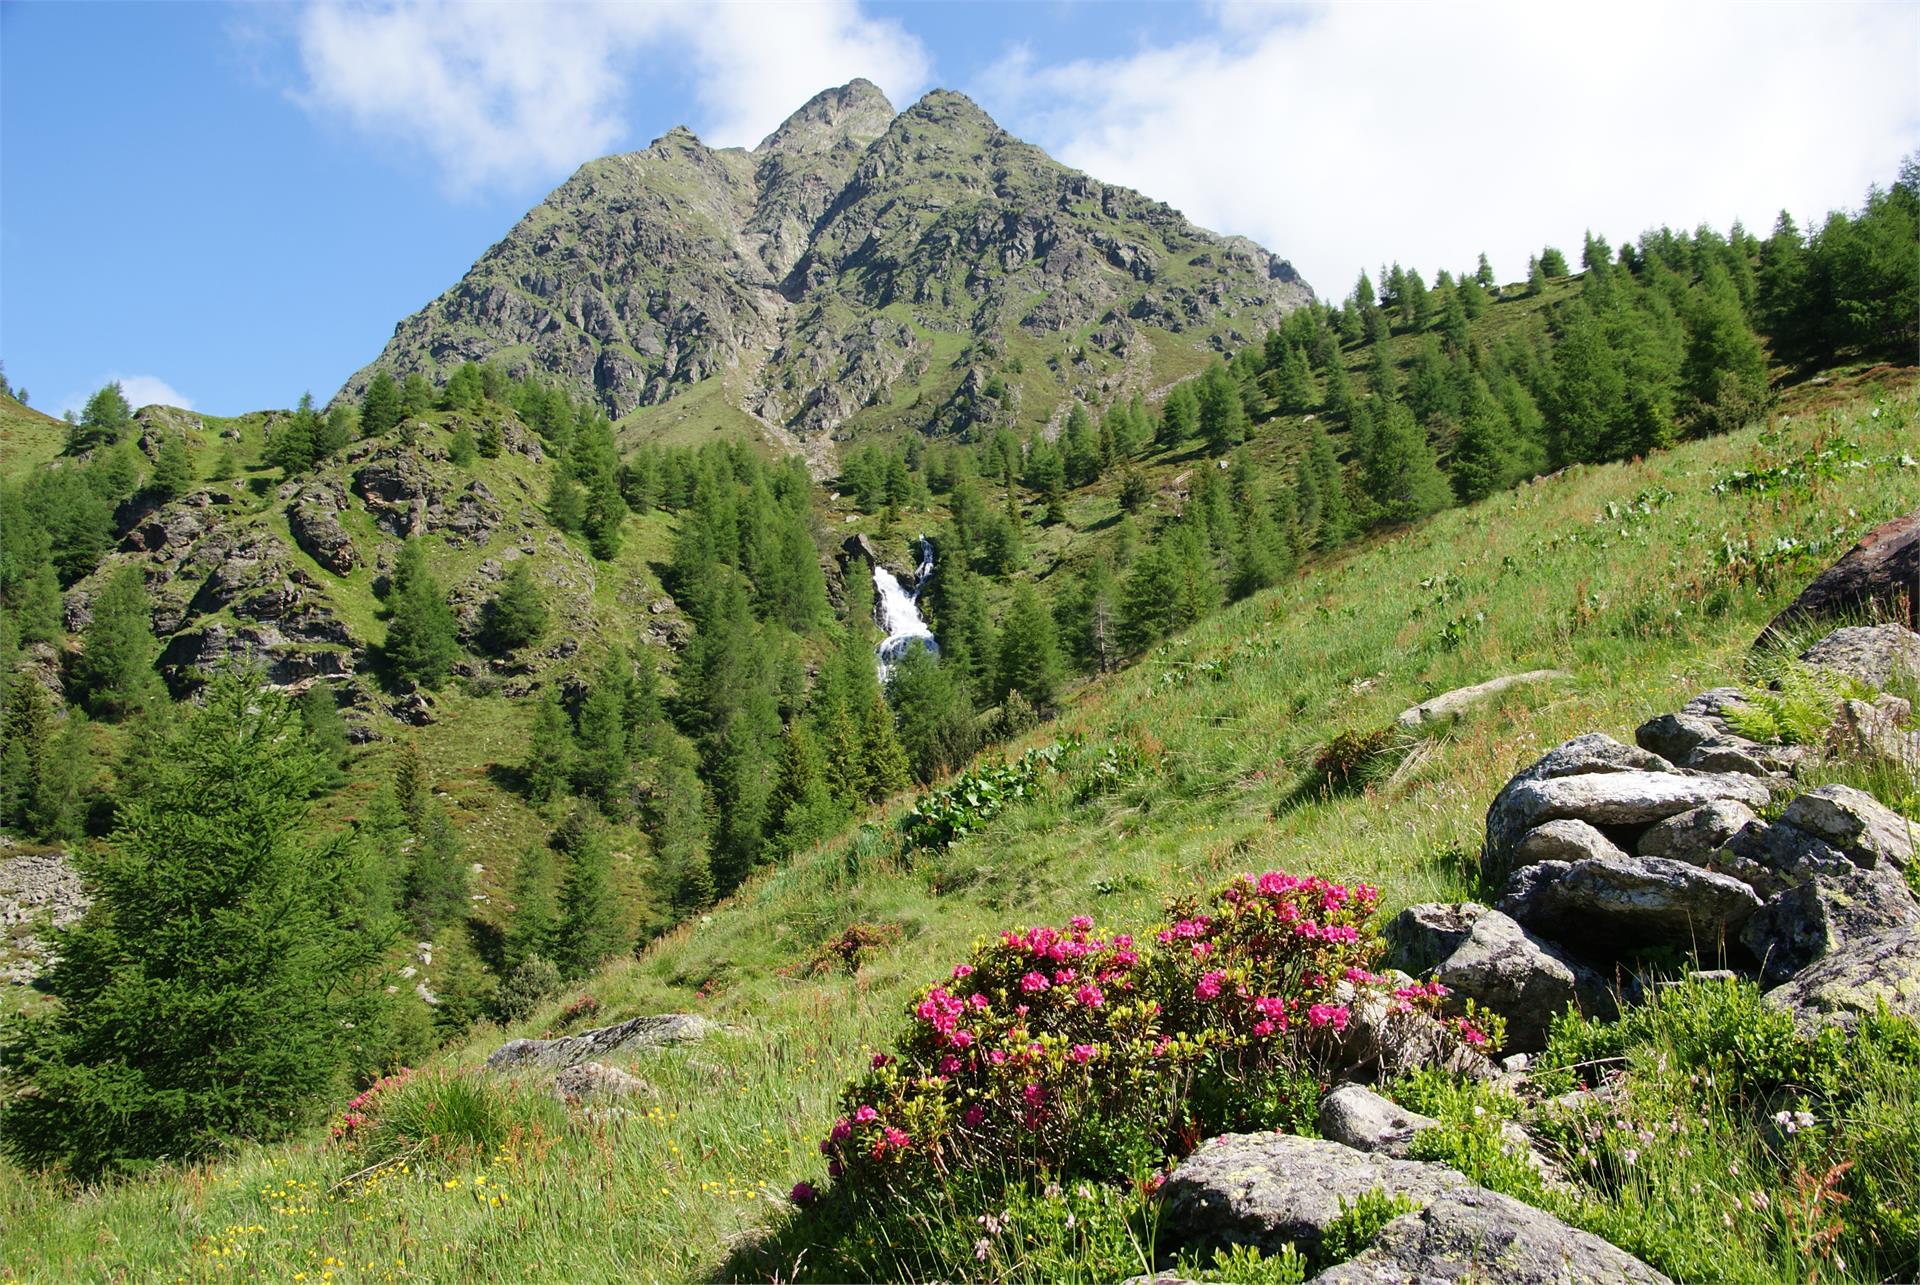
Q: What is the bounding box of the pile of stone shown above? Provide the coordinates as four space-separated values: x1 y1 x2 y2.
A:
1138 1128 1669 1285
1390 622 1918 1049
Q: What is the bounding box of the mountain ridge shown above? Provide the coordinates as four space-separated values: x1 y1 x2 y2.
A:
337 81 1311 449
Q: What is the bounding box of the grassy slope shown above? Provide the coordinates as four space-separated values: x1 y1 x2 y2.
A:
4 375 1914 1283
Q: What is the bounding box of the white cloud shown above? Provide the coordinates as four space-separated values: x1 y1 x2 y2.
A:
293 0 928 191
59 375 194 418
974 1 1920 298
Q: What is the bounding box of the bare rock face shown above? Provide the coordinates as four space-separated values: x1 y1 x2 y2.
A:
485 1013 721 1071
1308 1186 1672 1285
1159 1133 1471 1259
287 481 359 574
1386 903 1619 1052
333 81 1311 441
1799 623 1920 691
1498 855 1763 958
1742 866 1920 986
1757 508 1919 641
353 449 442 538
1765 926 1920 1031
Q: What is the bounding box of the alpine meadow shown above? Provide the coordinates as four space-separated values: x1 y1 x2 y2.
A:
2 27 1919 1285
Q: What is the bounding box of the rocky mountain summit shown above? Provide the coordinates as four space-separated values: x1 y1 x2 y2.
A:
338 79 1309 441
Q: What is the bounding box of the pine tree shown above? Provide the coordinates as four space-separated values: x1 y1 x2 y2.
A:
765 721 845 857
482 560 547 653
69 382 133 452
1197 363 1248 454
392 739 430 834
647 730 713 914
403 804 469 939
502 844 557 972
297 684 349 793
993 582 1064 709
885 647 979 784
149 437 194 501
1158 384 1199 449
361 372 402 439
552 809 625 980
384 539 458 689
523 689 574 805
1361 402 1452 525
73 566 158 720
0 674 386 1176
857 690 913 800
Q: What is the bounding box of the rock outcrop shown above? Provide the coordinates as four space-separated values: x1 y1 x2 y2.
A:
1764 926 1920 1031
1394 670 1570 729
1741 865 1920 986
1499 854 1762 956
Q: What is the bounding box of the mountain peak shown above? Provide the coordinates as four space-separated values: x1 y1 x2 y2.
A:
900 88 999 132
756 77 896 157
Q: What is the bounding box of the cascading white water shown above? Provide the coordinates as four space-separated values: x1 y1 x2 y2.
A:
874 537 937 678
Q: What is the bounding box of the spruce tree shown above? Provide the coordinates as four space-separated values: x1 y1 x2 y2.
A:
361 372 403 438
149 437 194 501
1158 384 1199 449
0 676 60 837
392 738 430 834
297 683 349 793
73 566 158 720
648 730 713 914
502 844 558 972
384 539 458 689
403 804 469 939
885 648 979 784
482 559 548 653
0 673 386 1177
994 582 1064 709
1361 402 1453 525
857 689 913 799
523 689 574 804
552 809 625 980
765 721 845 857
1197 363 1248 454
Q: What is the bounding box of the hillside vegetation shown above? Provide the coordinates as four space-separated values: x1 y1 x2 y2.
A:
1 134 1916 1284
2 370 1914 1281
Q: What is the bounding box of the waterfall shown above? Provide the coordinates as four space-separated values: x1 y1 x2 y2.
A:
874 537 937 678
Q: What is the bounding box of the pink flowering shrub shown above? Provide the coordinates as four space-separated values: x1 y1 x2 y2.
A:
810 870 1479 1198
329 1067 414 1145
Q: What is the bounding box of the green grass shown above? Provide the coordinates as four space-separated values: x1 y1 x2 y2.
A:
5 380 1915 1282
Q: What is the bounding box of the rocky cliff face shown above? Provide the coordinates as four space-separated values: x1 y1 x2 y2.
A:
339 80 1310 440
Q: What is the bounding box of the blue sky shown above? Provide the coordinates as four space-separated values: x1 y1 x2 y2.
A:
4 0 1914 420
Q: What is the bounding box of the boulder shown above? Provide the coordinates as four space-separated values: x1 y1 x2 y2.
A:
1513 819 1630 869
1634 707 1800 777
1799 624 1920 691
1394 671 1571 729
1637 799 1758 864
1389 904 1618 1053
485 1013 721 1071
1829 695 1919 765
549 1061 657 1105
1507 733 1674 784
1337 983 1497 1084
1318 1084 1438 1158
1742 866 1920 986
1308 1186 1671 1285
1765 927 1920 1031
1778 784 1915 870
1158 1133 1470 1259
1633 712 1727 765
1757 509 1919 641
1499 855 1763 957
1485 769 1771 884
